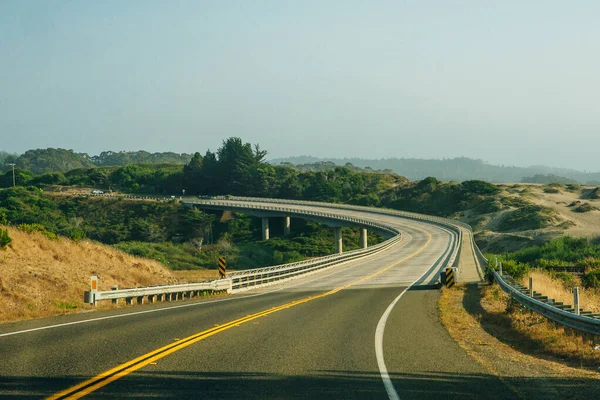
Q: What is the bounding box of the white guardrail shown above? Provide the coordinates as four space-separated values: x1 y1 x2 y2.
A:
84 195 462 305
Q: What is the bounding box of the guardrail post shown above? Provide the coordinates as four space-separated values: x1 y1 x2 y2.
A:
126 297 134 305
111 285 119 305
136 296 144 305
529 276 533 297
573 287 580 315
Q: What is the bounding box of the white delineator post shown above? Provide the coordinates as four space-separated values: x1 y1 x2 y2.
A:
499 262 503 277
90 276 99 305
573 287 580 315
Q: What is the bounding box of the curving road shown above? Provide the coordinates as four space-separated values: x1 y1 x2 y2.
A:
0 200 512 399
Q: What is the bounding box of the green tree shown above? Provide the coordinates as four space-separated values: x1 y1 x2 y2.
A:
16 148 94 174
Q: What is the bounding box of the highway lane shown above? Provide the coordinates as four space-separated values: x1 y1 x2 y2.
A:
0 203 505 399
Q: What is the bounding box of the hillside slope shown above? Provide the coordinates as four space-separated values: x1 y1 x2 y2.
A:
462 184 600 252
0 227 180 323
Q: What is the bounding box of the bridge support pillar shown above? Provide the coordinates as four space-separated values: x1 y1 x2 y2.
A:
283 216 291 237
360 228 368 249
334 227 343 254
262 217 270 241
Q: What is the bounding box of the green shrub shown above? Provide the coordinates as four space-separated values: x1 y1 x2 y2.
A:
543 187 560 194
572 203 597 213
549 271 575 288
582 270 600 289
565 184 580 192
17 223 58 240
0 228 11 249
487 258 530 280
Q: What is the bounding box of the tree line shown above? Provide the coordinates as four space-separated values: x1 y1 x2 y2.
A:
1 148 192 175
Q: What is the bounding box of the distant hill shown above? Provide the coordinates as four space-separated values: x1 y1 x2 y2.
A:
270 156 600 184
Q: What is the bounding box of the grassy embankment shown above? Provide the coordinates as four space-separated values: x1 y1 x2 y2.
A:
0 226 217 322
438 284 600 399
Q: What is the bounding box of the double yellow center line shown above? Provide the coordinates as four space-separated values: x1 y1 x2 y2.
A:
49 231 432 399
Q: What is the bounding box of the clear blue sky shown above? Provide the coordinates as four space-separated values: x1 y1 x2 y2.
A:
1 1 599 170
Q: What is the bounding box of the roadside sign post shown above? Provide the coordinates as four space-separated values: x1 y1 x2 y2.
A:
218 257 227 278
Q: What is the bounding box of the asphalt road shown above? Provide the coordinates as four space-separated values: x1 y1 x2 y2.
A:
0 203 512 399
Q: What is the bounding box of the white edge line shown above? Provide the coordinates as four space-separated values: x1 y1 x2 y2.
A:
375 225 455 400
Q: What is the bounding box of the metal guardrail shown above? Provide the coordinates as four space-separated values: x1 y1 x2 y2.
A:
85 279 232 305
84 195 462 305
470 233 600 336
493 270 600 335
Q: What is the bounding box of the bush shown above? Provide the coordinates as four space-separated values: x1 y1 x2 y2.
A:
0 228 11 249
501 259 530 279
572 203 597 213
17 223 57 240
549 271 575 288
488 258 530 280
582 270 600 289
543 187 560 194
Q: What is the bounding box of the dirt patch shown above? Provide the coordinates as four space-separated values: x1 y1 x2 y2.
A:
439 284 600 399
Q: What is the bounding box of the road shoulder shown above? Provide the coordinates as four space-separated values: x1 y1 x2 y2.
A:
439 284 600 399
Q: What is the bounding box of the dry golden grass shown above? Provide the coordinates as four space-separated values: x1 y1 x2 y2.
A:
440 284 599 369
0 226 188 323
520 270 600 313
438 284 600 399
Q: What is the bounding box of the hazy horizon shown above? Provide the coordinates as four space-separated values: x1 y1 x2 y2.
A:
2 1 599 170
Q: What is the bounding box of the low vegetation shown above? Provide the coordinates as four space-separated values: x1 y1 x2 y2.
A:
573 203 597 213
496 205 558 232
490 236 600 288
